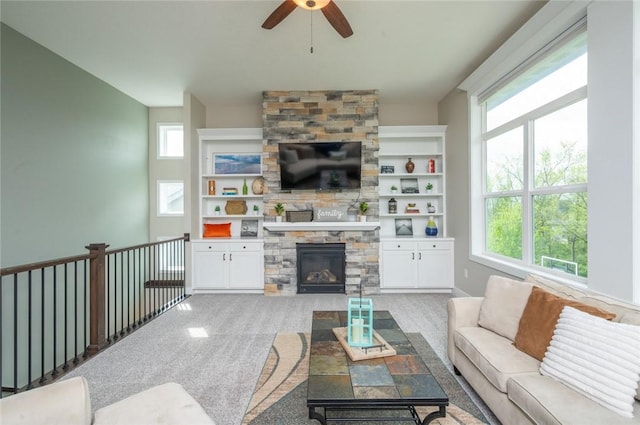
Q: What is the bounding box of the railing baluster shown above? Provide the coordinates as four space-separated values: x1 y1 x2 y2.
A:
73 262 78 364
27 270 32 389
13 274 18 394
52 265 58 377
40 268 46 384
63 264 68 371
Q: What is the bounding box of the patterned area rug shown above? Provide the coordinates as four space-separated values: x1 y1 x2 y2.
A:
242 332 488 425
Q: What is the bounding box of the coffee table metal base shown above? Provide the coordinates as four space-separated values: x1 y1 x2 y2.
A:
309 404 446 424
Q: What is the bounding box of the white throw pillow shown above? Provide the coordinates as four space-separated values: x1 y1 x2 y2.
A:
540 306 640 418
478 275 533 341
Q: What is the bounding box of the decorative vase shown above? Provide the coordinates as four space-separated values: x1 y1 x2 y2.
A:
275 216 283 222
425 216 438 237
242 179 248 195
405 158 415 173
359 215 367 222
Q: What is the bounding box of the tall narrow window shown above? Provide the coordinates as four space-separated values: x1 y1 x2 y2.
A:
478 25 588 278
158 124 184 158
157 180 184 216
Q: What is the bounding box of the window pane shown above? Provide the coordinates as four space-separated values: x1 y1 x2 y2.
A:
534 99 587 187
486 127 523 193
158 181 184 215
159 125 184 158
533 192 587 277
486 197 522 259
486 32 587 131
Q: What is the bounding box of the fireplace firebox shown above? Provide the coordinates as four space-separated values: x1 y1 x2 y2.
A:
296 243 346 294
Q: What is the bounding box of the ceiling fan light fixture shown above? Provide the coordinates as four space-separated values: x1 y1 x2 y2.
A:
293 0 330 11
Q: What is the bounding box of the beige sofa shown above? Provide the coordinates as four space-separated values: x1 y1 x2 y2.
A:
0 376 215 425
448 274 640 425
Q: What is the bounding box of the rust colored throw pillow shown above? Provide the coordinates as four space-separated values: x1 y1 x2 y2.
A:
514 286 616 361
203 222 231 238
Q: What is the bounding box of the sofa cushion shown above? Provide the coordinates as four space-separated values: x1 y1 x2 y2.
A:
454 326 540 393
524 274 585 299
93 382 215 425
539 306 640 418
513 286 615 361
508 374 640 425
478 275 533 341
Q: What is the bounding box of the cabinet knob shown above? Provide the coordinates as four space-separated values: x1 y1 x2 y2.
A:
208 246 212 249
397 244 401 248
433 244 436 248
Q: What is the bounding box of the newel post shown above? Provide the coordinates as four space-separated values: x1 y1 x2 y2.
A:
86 243 109 355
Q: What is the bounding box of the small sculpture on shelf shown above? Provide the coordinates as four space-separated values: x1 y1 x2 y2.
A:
427 202 436 213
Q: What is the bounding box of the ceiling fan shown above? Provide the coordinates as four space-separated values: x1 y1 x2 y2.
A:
262 0 353 38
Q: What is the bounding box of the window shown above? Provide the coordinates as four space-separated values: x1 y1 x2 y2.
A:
158 124 184 158
478 26 588 279
157 181 184 216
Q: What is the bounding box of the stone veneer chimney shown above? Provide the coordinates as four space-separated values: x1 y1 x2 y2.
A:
262 90 380 296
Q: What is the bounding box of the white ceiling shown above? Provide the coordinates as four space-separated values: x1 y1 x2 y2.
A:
1 0 546 108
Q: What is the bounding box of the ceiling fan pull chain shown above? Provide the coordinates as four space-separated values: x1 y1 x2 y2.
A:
310 10 314 54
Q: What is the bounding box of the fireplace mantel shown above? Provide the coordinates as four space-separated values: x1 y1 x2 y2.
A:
263 222 380 232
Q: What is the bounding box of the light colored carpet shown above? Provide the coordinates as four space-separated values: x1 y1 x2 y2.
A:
63 293 500 425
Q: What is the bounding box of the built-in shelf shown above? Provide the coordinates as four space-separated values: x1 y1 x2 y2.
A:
263 222 381 232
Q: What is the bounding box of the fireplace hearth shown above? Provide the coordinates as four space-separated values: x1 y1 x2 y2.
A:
296 243 346 294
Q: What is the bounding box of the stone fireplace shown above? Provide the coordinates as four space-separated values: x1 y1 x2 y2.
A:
296 243 345 294
262 90 380 296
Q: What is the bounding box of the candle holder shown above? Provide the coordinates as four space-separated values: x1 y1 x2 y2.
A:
347 297 373 347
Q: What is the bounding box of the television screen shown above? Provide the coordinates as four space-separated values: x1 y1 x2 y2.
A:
279 142 362 190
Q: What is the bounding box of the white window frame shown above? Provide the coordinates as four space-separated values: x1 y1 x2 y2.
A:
460 2 591 286
480 87 587 282
157 123 184 159
157 180 184 217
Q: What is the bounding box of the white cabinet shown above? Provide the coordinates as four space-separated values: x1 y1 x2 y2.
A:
191 240 264 293
381 239 454 291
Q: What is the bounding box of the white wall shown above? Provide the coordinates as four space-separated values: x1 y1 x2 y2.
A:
204 98 439 128
587 1 637 301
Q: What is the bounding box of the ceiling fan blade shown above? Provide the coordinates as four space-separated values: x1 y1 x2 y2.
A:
321 1 353 38
262 1 298 29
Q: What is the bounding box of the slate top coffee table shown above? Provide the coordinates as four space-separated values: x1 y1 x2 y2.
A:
308 310 449 425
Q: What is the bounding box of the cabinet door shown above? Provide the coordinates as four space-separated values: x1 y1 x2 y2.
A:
193 244 228 289
228 243 263 289
417 241 453 288
381 242 417 288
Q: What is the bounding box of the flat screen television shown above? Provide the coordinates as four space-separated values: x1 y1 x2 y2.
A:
279 142 362 190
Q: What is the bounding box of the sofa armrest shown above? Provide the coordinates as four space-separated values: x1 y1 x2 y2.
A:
0 376 91 425
447 297 484 366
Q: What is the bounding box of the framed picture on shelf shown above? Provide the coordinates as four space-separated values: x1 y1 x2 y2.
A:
380 165 395 174
240 219 259 238
213 154 261 175
400 178 419 193
395 218 413 236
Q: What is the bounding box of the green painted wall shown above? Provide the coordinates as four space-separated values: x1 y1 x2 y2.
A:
1 24 149 267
